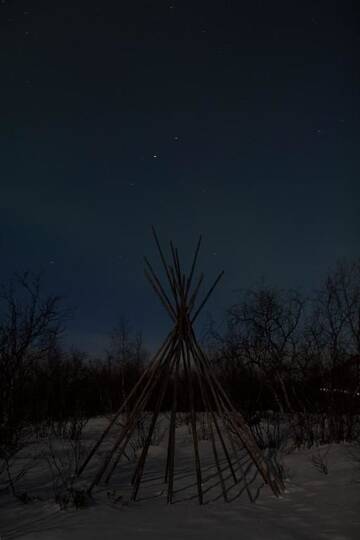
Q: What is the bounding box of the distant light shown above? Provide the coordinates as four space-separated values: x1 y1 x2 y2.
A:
320 386 359 396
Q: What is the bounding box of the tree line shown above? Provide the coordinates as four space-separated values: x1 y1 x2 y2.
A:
1 258 359 455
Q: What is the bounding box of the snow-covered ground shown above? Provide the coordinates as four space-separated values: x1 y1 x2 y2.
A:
1 416 359 540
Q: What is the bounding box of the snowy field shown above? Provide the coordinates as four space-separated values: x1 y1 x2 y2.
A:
1 416 360 540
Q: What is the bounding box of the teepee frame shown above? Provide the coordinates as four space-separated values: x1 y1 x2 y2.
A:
77 228 284 503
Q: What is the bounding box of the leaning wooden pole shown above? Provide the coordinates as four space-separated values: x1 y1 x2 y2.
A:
131 345 179 501
209 415 229 502
164 352 180 496
77 330 174 479
90 337 177 490
185 236 202 299
191 271 224 323
188 336 238 486
182 341 203 504
191 331 284 496
103 337 178 486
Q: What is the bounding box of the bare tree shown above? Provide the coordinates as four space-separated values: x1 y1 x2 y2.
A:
105 318 148 412
224 287 305 413
311 260 360 393
0 272 66 495
328 259 360 391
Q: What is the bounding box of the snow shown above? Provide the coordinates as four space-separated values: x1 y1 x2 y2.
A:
1 417 360 540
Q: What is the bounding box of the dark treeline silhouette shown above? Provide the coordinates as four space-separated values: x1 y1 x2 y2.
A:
207 258 360 444
1 259 360 460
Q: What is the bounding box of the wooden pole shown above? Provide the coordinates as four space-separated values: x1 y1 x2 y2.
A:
90 336 177 490
182 341 203 504
151 226 180 307
131 342 179 501
185 236 202 300
168 266 181 311
209 414 228 502
191 271 224 324
190 332 283 496
188 273 204 313
77 330 175 479
165 352 180 503
144 261 176 321
187 333 238 485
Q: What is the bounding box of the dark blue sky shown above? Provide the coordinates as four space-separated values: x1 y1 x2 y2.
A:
1 0 359 353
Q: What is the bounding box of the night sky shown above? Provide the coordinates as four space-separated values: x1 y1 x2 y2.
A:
1 1 359 354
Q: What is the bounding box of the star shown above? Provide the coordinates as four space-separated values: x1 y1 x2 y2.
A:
152 154 159 158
